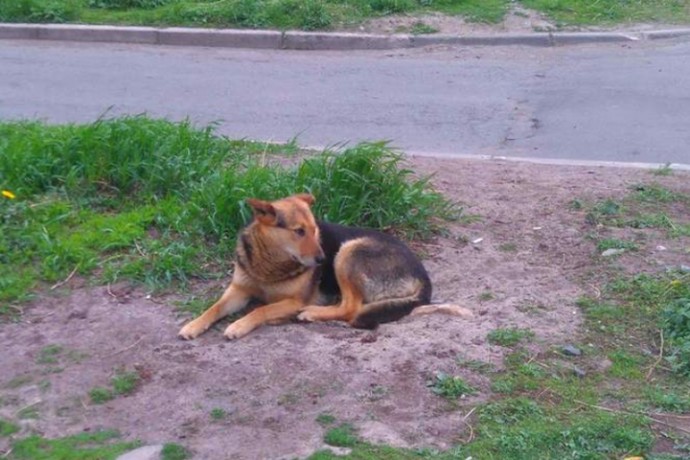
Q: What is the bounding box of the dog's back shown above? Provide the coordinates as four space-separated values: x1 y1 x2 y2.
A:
315 221 432 328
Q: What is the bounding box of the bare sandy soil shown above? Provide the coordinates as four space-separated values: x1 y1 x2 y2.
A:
1 157 689 459
354 4 681 36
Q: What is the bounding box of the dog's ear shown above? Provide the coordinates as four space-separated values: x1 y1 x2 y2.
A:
294 193 315 206
246 198 277 225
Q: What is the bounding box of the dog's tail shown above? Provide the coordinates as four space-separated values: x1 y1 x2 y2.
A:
409 303 474 318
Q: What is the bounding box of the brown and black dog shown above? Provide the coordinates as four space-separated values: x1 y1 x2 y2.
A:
179 193 469 340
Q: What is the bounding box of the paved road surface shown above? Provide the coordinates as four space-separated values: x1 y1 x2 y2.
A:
1 38 689 165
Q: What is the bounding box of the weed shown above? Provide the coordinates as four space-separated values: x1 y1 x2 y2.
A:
111 370 139 395
409 21 438 34
498 242 517 252
0 418 19 437
596 238 639 252
478 291 495 302
428 372 476 399
10 430 139 460
487 327 534 347
608 350 645 380
324 423 358 448
652 163 673 176
36 344 64 364
316 412 336 426
457 358 495 374
17 406 39 420
161 443 190 460
89 387 115 404
644 385 690 413
662 296 690 376
4 375 32 389
210 408 227 420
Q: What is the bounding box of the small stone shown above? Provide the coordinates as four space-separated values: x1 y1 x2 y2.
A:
601 248 625 257
572 366 586 378
471 237 484 244
680 265 690 273
561 345 582 357
116 445 164 460
656 245 667 251
321 445 353 457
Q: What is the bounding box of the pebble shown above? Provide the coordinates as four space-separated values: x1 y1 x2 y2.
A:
601 248 625 257
561 345 582 357
116 445 164 460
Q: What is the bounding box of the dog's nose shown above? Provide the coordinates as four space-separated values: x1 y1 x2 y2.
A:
315 255 325 265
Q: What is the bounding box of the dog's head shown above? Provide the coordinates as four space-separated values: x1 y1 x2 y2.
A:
246 193 325 267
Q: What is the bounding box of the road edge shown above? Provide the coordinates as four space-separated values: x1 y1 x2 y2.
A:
1 23 690 50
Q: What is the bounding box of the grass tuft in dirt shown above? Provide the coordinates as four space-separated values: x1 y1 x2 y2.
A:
487 327 534 347
0 418 19 437
0 116 456 311
161 443 190 460
9 430 139 460
428 372 476 399
324 423 359 448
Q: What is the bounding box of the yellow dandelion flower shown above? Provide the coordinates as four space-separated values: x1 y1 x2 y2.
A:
1 190 15 200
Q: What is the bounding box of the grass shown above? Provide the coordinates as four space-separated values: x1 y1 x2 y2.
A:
0 116 456 312
161 443 190 460
428 372 476 399
487 327 535 347
596 237 639 252
90 368 140 403
581 184 690 238
324 423 358 448
521 0 690 27
0 418 19 437
9 430 139 460
210 408 227 420
2 0 689 30
36 344 64 364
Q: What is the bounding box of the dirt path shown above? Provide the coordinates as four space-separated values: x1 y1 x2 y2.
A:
1 157 688 459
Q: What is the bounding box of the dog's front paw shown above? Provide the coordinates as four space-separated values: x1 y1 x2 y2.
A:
297 307 319 322
178 320 207 340
223 320 252 340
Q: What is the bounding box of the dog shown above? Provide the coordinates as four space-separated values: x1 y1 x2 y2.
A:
178 193 470 340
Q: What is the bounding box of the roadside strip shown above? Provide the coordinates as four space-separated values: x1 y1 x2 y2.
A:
2 23 690 50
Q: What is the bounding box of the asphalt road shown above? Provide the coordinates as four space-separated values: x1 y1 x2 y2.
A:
1 38 689 165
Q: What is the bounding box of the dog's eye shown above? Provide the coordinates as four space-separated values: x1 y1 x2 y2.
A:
293 228 306 237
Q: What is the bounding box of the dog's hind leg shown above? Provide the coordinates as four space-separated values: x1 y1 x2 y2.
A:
298 272 363 324
179 284 252 340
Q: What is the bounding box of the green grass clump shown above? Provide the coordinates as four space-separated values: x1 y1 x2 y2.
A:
596 238 638 252
487 327 534 347
111 370 140 395
324 423 358 448
36 344 64 364
521 0 690 26
10 430 139 460
89 369 140 403
0 117 455 309
161 443 190 460
89 387 115 404
0 418 19 437
581 183 690 237
316 412 336 426
210 408 227 421
428 372 476 399
0 0 82 23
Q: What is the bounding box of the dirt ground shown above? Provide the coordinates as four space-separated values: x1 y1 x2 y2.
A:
1 157 689 459
351 4 679 36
